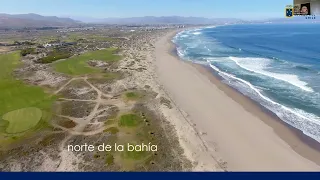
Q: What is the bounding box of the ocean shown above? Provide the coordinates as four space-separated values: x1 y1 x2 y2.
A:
172 24 320 142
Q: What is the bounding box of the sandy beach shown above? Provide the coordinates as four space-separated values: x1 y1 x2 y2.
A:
154 29 320 171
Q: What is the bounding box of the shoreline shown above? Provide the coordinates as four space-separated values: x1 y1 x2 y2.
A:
170 30 320 160
192 63 320 165
155 29 226 171
154 29 320 171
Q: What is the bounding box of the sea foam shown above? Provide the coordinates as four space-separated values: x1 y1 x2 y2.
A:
192 32 202 35
207 60 320 142
175 25 320 143
229 56 314 92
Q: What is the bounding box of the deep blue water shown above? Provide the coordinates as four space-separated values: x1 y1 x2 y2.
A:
173 24 320 142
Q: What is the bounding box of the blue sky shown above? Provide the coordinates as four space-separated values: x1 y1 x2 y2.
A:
0 0 293 19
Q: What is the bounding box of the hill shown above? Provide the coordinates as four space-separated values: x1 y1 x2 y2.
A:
0 13 80 28
72 16 243 25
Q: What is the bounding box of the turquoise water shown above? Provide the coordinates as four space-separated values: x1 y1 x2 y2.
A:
173 24 320 142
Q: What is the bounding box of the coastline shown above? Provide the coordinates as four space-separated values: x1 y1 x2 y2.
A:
154 29 320 171
192 63 320 165
154 29 226 171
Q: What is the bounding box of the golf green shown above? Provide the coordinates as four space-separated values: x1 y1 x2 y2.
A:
2 107 42 133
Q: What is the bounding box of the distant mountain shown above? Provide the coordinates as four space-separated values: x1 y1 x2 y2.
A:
73 16 243 25
0 14 245 28
0 13 81 28
68 16 103 23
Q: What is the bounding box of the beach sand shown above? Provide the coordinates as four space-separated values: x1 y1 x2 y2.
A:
154 30 320 171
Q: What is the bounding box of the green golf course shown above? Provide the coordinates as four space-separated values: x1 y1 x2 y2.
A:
0 52 56 135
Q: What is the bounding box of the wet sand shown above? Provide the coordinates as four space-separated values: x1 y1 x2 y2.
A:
193 63 320 166
154 29 320 171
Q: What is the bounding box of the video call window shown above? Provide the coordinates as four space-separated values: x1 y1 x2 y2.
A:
301 3 311 15
294 0 320 15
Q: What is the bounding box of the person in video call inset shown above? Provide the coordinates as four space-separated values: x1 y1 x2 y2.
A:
300 3 311 15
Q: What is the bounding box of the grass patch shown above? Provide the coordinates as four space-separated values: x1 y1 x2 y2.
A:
0 52 56 135
119 114 141 127
0 120 9 127
104 119 116 126
66 33 118 42
2 107 42 133
123 91 144 102
122 145 150 160
103 72 121 80
103 127 119 134
126 92 139 99
86 35 118 42
54 48 121 75
94 105 188 171
94 153 101 159
66 33 83 42
0 120 8 132
105 154 114 165
38 49 72 64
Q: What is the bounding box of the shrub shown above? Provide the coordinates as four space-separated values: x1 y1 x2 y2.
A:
38 50 71 64
20 48 36 56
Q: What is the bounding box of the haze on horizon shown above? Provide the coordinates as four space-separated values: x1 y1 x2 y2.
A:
0 0 293 20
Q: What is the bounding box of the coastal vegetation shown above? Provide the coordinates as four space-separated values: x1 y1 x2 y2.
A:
0 52 56 140
38 49 72 64
20 48 36 56
67 33 118 42
126 92 139 99
119 113 142 127
103 127 119 134
54 48 121 75
99 110 157 170
123 91 144 101
0 27 190 172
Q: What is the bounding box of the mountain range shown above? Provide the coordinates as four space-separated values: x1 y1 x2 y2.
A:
1 13 317 29
0 13 245 28
70 16 243 24
0 13 80 28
